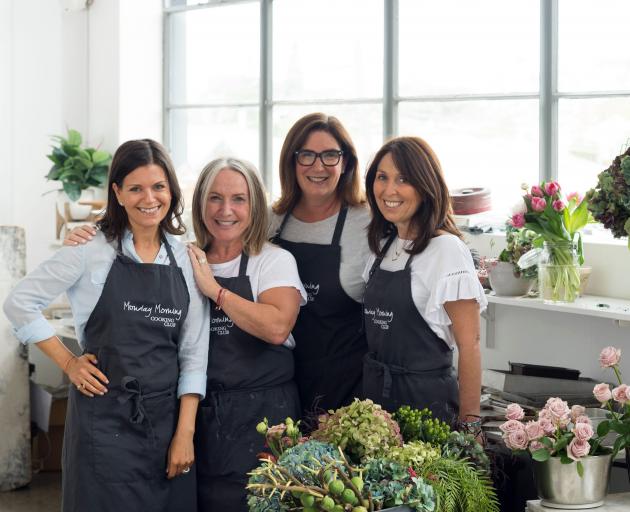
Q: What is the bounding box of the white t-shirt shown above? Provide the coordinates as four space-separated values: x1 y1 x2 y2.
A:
362 234 487 348
211 242 307 348
269 205 371 302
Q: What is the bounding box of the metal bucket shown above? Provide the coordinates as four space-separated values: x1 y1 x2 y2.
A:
533 453 612 509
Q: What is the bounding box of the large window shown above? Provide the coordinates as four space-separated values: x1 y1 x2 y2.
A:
164 0 630 213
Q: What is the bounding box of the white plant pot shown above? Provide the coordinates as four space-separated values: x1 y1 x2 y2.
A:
488 261 534 296
56 188 94 221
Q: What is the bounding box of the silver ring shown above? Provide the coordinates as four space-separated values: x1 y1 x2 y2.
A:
182 467 191 474
197 257 207 264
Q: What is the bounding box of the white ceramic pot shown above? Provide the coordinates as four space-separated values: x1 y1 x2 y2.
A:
56 188 94 221
487 261 533 296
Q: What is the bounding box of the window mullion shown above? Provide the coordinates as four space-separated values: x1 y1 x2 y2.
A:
260 0 272 189
383 0 398 140
540 0 558 183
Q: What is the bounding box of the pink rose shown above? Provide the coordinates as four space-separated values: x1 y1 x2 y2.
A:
567 191 583 204
529 440 545 453
612 384 630 405
510 213 526 228
506 403 525 421
531 185 544 197
524 420 545 441
567 438 590 461
552 199 565 212
504 429 529 450
599 346 621 367
572 422 594 442
531 196 546 212
500 419 525 434
593 383 612 403
575 415 591 425
545 397 571 426
544 181 560 196
570 405 585 422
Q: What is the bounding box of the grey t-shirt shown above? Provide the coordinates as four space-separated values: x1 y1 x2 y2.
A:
269 205 371 302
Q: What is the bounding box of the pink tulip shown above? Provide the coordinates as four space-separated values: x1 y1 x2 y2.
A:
504 429 529 450
531 197 546 212
567 438 590 461
612 384 630 405
524 421 545 441
599 346 621 367
567 191 583 204
593 383 612 403
506 403 525 421
572 422 594 442
531 185 544 197
510 213 526 228
544 181 561 196
552 199 566 212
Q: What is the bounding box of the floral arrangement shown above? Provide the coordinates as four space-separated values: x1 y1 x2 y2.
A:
247 400 499 512
511 181 590 302
497 225 538 280
586 146 630 246
592 346 630 458
500 400 602 476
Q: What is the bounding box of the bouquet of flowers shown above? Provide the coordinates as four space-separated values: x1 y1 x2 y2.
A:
500 400 603 477
586 146 630 247
592 346 630 460
497 224 538 280
512 182 590 302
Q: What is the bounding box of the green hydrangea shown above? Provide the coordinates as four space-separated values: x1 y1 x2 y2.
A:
388 441 442 469
277 440 342 485
311 399 403 463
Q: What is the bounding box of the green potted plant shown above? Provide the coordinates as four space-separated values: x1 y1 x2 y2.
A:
45 128 111 220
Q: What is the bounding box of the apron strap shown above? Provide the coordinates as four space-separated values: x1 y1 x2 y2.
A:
117 376 174 447
331 206 348 247
271 211 292 242
238 252 249 277
367 233 397 282
162 234 178 268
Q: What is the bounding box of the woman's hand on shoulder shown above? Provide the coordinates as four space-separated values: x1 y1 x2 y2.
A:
187 243 220 299
63 225 97 246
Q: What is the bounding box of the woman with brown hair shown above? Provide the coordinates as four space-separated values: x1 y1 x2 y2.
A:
362 136 486 432
4 139 209 511
270 112 370 421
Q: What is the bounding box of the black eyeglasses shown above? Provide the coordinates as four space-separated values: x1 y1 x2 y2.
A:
294 149 344 167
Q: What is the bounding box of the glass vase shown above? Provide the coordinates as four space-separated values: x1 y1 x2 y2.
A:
538 241 581 304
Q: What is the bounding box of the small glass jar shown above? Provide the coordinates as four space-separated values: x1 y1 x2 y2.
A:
538 241 581 304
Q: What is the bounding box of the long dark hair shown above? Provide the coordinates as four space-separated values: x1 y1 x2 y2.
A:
272 112 365 214
366 136 461 257
98 139 185 241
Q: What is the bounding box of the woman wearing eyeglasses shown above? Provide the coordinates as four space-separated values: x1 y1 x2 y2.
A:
270 113 370 423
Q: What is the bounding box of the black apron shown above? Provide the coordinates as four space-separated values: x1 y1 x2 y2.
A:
362 234 459 424
272 206 366 420
62 235 192 512
195 252 300 512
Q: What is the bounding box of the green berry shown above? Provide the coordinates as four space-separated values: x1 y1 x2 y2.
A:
300 494 315 507
255 421 267 434
329 479 344 496
342 489 358 505
321 496 336 511
350 476 363 490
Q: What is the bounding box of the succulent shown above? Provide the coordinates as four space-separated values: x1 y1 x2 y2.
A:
442 431 491 475
311 399 403 463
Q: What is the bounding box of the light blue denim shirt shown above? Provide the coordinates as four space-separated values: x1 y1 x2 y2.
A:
3 230 209 398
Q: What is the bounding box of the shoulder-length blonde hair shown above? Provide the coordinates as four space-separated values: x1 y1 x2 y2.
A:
272 112 365 215
192 157 269 255
365 136 461 257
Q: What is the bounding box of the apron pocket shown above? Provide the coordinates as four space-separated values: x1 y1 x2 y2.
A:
91 392 176 483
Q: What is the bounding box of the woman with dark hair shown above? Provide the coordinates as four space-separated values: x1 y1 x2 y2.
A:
270 112 370 421
3 139 209 512
362 136 486 431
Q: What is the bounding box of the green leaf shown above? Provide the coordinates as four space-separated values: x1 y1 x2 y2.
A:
597 421 611 437
540 437 554 448
45 165 61 181
560 454 572 464
92 150 111 165
576 461 584 478
63 182 82 201
67 129 82 147
531 449 550 462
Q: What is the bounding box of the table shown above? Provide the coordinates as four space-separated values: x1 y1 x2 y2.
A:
527 492 630 510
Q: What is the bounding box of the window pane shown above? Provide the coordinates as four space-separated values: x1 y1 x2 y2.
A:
399 0 539 96
558 0 630 92
558 98 630 197
168 3 259 104
399 100 539 214
169 107 259 186
273 0 383 101
271 104 383 198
